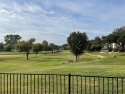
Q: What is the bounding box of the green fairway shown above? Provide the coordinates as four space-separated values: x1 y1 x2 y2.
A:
0 51 125 76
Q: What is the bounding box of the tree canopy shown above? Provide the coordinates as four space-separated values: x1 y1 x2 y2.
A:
87 37 102 51
16 38 35 60
4 34 22 52
32 43 43 58
49 43 59 53
0 42 4 51
62 44 69 50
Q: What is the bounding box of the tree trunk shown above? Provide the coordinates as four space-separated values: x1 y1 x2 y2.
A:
36 53 37 58
26 52 29 60
122 45 125 52
76 55 78 62
12 48 14 53
78 55 80 60
12 45 14 53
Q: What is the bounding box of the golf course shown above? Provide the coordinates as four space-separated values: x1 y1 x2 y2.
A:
0 50 125 76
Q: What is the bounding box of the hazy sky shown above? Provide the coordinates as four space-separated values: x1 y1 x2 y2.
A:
0 0 125 45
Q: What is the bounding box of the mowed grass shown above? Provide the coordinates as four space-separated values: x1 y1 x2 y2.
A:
0 51 125 76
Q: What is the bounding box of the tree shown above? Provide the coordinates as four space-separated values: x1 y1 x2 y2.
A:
49 43 59 53
106 26 125 52
32 43 43 58
102 36 108 44
67 31 88 62
16 38 35 60
49 43 54 53
28 38 36 44
86 40 92 51
89 37 102 51
5 44 12 51
42 40 48 54
4 34 22 52
62 44 70 50
0 42 4 51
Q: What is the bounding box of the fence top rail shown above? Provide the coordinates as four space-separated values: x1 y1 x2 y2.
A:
71 74 125 78
0 73 68 76
0 73 125 78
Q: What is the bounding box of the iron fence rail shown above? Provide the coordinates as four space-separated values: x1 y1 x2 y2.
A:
0 73 125 94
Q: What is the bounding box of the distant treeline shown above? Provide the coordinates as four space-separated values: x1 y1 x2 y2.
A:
0 35 69 60
0 35 69 52
0 26 125 61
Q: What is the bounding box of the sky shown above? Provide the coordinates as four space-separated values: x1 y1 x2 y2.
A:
0 0 125 45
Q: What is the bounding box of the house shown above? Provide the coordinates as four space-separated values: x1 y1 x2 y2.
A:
101 43 118 52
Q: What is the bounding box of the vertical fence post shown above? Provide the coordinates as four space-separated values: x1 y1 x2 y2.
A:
68 74 71 94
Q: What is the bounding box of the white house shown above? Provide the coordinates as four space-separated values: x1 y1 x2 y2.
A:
101 43 117 52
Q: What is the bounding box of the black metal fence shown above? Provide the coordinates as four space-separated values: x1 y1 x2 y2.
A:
0 73 125 94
